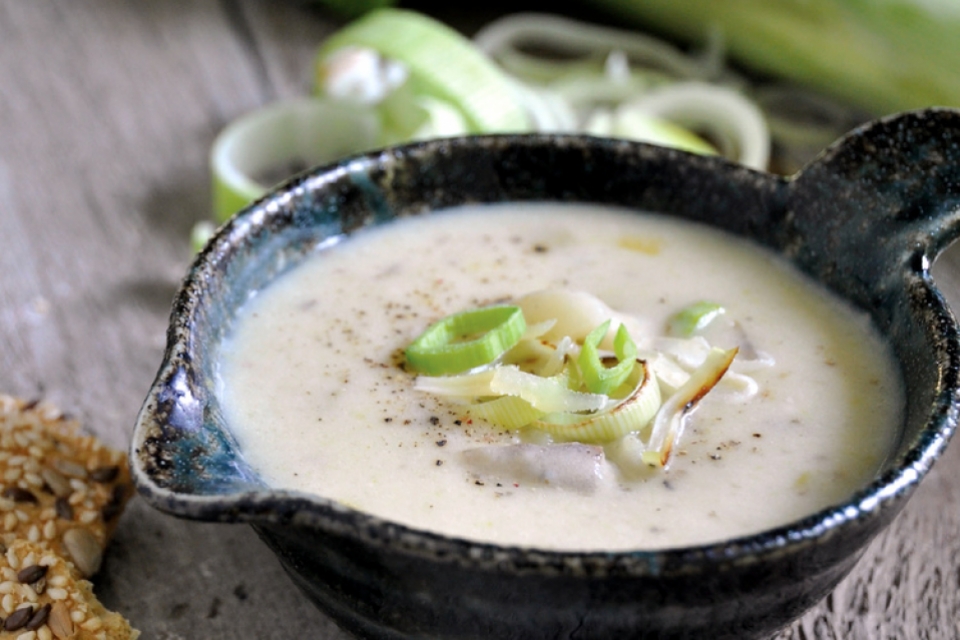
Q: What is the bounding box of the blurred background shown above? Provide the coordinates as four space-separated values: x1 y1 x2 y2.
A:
2 2 959 638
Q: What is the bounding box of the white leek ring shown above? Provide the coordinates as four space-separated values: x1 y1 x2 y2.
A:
624 82 770 170
210 97 380 221
473 13 718 83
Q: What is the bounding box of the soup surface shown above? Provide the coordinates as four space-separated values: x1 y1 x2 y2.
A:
217 203 902 551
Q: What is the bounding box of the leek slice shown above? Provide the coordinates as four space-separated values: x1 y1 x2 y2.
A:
466 396 546 430
209 97 380 221
534 360 660 443
415 365 609 414
405 306 526 376
516 289 616 345
666 301 726 337
414 369 497 397
593 107 717 156
490 367 609 413
473 13 726 86
646 346 738 468
624 82 770 170
315 8 529 133
578 321 638 395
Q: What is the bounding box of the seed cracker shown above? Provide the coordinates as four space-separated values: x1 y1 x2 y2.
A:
0 539 138 640
0 395 132 579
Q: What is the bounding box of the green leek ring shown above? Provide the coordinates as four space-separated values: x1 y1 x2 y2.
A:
405 305 526 376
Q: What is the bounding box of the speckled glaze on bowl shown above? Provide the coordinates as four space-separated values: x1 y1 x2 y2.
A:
132 109 960 640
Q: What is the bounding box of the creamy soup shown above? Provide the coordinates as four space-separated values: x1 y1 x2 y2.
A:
217 203 903 551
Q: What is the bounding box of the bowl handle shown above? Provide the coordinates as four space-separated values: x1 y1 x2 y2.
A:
782 108 960 307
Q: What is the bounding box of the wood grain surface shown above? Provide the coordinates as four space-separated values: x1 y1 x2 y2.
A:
1 2 958 638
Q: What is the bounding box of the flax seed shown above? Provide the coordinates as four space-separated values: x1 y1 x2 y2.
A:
25 603 50 630
88 466 118 484
18 565 47 585
2 488 36 504
5 604 34 631
53 498 72 522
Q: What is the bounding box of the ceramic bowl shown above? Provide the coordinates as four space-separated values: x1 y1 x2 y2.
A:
131 108 960 640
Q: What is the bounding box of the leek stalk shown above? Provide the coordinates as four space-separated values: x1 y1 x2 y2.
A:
586 0 960 115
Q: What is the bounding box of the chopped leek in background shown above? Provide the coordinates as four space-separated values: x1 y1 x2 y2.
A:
207 2 944 236
209 8 769 230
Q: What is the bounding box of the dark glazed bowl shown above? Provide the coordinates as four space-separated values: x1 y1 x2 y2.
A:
132 109 960 640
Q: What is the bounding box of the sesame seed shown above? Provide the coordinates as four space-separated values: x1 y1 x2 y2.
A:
22 473 42 488
67 480 87 494
80 616 103 631
46 588 67 601
21 584 38 602
47 575 66 588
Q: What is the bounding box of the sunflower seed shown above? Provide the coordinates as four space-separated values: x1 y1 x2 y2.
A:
51 460 86 479
39 469 71 498
47 602 73 639
61 528 101 577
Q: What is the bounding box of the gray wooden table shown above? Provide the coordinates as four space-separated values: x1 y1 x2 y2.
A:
2 2 959 638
